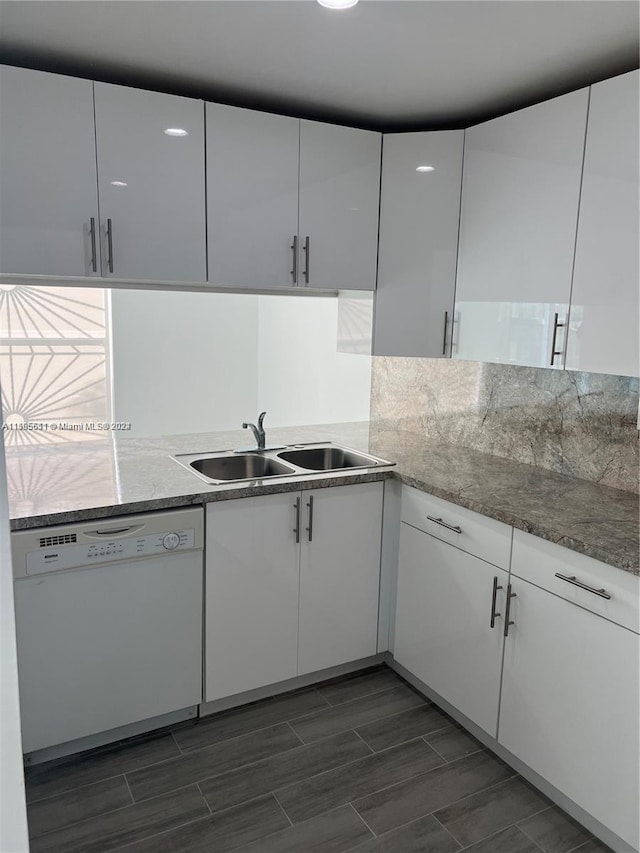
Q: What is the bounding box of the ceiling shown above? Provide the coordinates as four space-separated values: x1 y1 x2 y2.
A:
0 0 638 130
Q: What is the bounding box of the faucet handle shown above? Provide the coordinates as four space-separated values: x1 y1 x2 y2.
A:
257 411 267 429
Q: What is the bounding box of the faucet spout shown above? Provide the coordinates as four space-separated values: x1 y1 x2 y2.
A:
242 412 267 450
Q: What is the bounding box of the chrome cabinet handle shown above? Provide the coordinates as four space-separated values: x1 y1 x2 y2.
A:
427 515 462 535
293 496 301 544
490 575 503 628
106 218 114 273
442 311 448 356
554 573 611 600
306 494 314 542
291 235 298 284
550 312 565 366
503 583 516 637
303 236 310 284
89 217 98 272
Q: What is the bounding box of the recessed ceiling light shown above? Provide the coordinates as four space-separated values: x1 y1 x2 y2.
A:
164 128 189 137
416 165 435 173
317 0 359 8
110 180 128 187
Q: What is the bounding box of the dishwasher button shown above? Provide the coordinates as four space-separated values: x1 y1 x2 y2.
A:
162 532 180 551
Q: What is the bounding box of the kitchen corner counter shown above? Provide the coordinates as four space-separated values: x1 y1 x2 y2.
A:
6 421 639 574
369 427 639 575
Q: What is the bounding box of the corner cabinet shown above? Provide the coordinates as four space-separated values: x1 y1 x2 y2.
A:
204 482 383 702
499 531 640 852
206 108 381 291
0 66 100 277
394 488 512 736
454 89 588 369
373 131 464 357
565 70 639 377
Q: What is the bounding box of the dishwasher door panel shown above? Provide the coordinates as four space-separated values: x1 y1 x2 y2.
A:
14 551 203 753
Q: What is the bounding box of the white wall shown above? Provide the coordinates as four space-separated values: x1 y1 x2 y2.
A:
111 290 260 436
0 402 30 853
111 291 371 436
258 295 371 426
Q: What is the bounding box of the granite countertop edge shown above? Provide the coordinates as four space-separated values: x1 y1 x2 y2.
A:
7 424 639 576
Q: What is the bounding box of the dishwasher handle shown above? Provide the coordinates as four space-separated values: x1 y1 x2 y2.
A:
84 524 145 539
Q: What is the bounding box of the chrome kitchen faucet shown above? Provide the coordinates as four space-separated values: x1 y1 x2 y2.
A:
242 411 267 450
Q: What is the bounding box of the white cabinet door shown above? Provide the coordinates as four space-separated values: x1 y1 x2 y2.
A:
394 523 507 736
566 71 639 377
205 495 300 702
0 66 100 276
298 483 383 674
207 104 300 289
94 82 206 281
454 90 588 368
298 120 381 290
374 131 464 357
499 579 639 851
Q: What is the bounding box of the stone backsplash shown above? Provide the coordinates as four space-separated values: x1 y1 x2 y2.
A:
370 358 640 493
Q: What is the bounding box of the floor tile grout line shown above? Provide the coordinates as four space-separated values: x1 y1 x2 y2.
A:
271 790 294 827
320 679 407 708
107 813 215 853
287 685 421 728
349 768 521 841
420 733 450 763
309 685 333 709
431 812 465 850
351 728 375 755
348 801 378 839
196 781 214 816
27 783 208 847
170 729 185 755
456 823 542 852
122 773 135 807
175 704 330 753
510 817 554 853
25 743 185 806
285 720 305 746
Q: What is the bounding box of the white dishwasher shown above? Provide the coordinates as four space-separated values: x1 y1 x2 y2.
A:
12 507 204 755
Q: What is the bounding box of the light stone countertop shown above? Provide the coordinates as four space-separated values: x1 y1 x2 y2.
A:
6 422 639 574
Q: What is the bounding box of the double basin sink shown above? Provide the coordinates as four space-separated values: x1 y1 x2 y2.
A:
173 443 394 485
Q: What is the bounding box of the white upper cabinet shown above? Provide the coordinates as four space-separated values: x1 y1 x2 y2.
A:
566 71 639 377
0 66 100 277
206 104 300 289
454 90 589 368
298 120 381 290
374 131 464 357
93 82 206 281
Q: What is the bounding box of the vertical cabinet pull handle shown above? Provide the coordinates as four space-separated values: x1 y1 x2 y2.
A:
305 494 314 542
442 311 448 356
291 235 298 284
550 312 565 366
503 583 516 637
293 496 301 544
89 217 98 273
106 218 114 273
303 236 310 284
490 575 503 628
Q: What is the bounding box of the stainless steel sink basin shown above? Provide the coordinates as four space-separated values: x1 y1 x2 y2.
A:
172 442 394 485
189 453 296 482
276 446 382 471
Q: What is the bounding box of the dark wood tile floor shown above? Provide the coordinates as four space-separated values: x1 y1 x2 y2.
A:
24 665 614 853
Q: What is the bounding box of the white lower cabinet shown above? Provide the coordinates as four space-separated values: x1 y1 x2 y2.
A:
499 532 640 851
394 521 508 736
205 482 383 702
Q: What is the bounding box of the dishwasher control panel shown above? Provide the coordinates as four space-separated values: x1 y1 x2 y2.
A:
24 529 196 576
12 508 204 579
